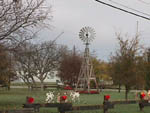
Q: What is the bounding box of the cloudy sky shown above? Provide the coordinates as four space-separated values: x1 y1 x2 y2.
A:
39 0 150 61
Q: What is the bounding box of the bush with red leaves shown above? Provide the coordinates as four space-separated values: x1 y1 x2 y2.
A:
90 91 99 94
64 86 73 90
79 90 99 94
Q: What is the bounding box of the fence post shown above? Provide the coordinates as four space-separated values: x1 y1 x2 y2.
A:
103 95 109 113
139 94 145 111
57 103 72 113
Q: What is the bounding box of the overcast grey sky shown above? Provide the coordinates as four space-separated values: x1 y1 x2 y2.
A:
39 0 150 61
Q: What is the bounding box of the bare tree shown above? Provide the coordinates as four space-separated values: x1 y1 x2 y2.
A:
31 41 62 90
0 44 17 90
14 42 36 90
0 0 52 45
109 33 144 100
58 46 82 87
14 41 63 90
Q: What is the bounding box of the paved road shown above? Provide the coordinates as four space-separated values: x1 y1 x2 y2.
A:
10 86 28 88
101 89 142 93
9 86 142 93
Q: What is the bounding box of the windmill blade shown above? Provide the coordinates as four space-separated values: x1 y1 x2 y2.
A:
79 27 96 43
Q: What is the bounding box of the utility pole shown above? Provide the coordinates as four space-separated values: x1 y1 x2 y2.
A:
136 21 139 91
145 48 150 91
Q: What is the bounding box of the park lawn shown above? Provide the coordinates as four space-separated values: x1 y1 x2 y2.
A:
0 88 150 113
0 88 48 110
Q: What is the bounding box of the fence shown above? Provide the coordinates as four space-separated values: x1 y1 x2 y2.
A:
22 95 150 113
31 83 58 90
0 95 149 113
23 96 150 113
0 108 34 113
0 84 9 90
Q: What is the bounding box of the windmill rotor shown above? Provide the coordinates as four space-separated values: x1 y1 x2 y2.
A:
79 27 96 44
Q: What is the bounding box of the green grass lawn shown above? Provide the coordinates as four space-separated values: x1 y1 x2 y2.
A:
0 88 150 113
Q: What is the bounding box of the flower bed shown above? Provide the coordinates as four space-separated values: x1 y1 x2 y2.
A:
64 86 73 90
90 91 99 94
45 91 80 103
78 90 99 94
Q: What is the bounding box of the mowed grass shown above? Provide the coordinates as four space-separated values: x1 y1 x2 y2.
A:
0 88 48 109
0 88 150 113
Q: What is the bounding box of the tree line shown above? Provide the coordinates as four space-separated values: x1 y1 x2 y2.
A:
58 33 150 100
0 0 52 90
0 0 150 100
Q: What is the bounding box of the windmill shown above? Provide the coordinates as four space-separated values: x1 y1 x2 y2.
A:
75 27 99 93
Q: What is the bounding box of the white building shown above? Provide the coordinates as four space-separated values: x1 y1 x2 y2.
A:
13 71 62 84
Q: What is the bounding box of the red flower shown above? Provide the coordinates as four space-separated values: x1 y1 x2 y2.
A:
105 95 110 100
140 93 146 99
28 97 34 104
61 96 67 100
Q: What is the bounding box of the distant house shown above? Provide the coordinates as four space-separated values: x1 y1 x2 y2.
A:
12 71 62 83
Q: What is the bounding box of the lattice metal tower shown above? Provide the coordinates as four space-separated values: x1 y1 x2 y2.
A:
75 27 99 92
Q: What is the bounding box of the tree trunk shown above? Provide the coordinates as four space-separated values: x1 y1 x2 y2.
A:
125 85 129 100
7 84 10 90
41 80 44 91
27 82 33 91
25 81 33 91
118 84 121 93
28 85 31 91
6 76 11 90
22 78 33 91
125 90 128 100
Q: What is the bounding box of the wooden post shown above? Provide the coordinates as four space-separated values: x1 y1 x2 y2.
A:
103 95 114 113
139 94 145 111
57 103 72 113
103 95 109 113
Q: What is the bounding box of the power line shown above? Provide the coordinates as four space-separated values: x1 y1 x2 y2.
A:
95 0 150 21
137 0 150 5
52 31 64 43
108 0 150 17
